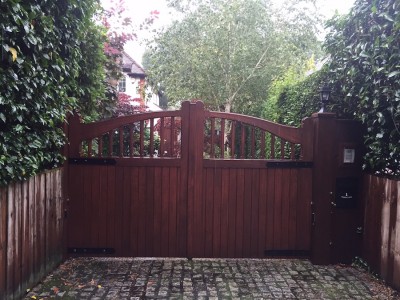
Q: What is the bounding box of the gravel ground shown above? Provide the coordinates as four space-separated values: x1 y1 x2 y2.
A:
24 257 400 299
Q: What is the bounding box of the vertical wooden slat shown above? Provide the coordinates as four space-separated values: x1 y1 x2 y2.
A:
280 139 285 159
21 180 30 291
204 169 214 257
108 130 114 157
250 169 260 257
90 166 100 248
99 136 103 157
6 184 15 299
119 127 124 157
212 168 222 257
129 125 134 157
106 166 116 252
271 135 275 159
168 168 178 256
281 169 290 249
138 167 147 256
240 124 245 159
122 167 131 255
235 169 245 257
145 167 155 256
88 140 92 158
242 169 252 257
266 169 275 251
153 167 162 256
161 167 170 256
150 119 154 157
231 121 236 159
97 167 108 249
14 181 22 298
170 117 175 157
159 118 164 157
220 169 229 257
140 121 145 157
227 170 237 258
258 170 268 256
28 177 36 285
114 167 123 255
251 127 255 159
288 168 298 249
210 118 215 158
220 119 225 159
260 131 266 159
273 169 283 249
290 143 295 160
0 188 7 300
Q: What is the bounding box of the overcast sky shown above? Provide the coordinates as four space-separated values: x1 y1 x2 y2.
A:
101 0 356 64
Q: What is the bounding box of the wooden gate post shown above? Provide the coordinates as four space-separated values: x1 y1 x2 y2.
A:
186 101 205 258
310 112 364 264
310 112 337 264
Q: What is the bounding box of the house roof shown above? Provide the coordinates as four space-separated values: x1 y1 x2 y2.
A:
122 52 146 78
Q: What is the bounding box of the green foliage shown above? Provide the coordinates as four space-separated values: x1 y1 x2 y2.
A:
0 0 106 185
325 0 400 177
144 0 322 116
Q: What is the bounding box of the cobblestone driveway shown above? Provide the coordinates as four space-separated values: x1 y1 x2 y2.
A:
25 257 399 299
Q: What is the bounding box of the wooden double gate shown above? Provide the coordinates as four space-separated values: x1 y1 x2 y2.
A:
66 101 362 261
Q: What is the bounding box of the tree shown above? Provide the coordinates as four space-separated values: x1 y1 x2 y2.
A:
143 0 322 116
325 0 400 177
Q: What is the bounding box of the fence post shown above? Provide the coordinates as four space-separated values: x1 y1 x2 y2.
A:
310 112 364 264
186 101 205 258
310 112 337 264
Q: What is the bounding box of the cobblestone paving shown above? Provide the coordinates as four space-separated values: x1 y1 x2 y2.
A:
25 257 399 299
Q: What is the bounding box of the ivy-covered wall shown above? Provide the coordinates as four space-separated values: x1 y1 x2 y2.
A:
0 0 107 185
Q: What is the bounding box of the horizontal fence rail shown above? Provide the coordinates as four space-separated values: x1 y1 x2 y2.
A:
0 169 64 300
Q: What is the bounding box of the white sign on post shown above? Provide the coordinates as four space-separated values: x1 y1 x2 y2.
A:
343 148 355 164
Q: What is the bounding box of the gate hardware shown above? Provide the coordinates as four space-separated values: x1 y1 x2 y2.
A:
266 161 313 168
68 247 115 254
69 158 117 165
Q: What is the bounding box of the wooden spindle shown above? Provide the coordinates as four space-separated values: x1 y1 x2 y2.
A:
260 131 266 159
129 124 134 157
231 121 236 158
98 136 103 157
220 119 225 159
140 120 144 157
240 124 245 159
119 127 124 157
211 118 215 158
290 143 295 160
88 140 92 157
160 118 164 157
108 130 113 157
170 117 175 157
251 127 255 159
280 139 285 159
271 135 275 159
150 118 154 157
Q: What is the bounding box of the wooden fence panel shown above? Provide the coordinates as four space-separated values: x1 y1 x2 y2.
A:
363 174 400 290
0 168 64 300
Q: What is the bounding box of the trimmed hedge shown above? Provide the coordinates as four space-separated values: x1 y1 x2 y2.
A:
0 0 106 185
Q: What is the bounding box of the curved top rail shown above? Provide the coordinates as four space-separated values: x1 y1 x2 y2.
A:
69 110 181 142
205 111 302 144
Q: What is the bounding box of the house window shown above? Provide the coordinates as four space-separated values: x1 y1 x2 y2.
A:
118 76 126 92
